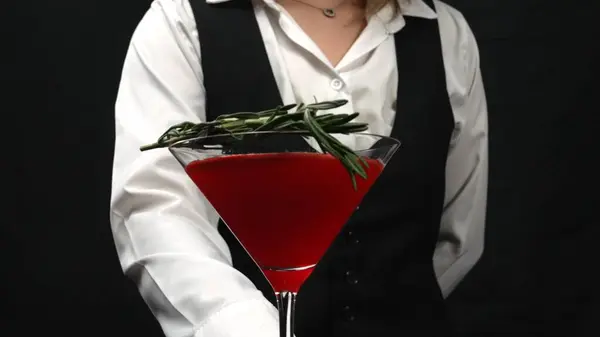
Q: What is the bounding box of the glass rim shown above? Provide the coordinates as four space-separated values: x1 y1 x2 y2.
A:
168 130 401 150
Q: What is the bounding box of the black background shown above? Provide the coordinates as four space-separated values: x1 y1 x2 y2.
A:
5 0 599 336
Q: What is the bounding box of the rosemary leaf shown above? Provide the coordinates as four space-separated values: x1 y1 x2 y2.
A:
140 100 371 189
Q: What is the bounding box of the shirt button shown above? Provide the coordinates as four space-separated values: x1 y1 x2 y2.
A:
330 78 343 91
345 270 359 285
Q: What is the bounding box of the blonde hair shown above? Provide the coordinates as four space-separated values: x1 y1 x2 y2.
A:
365 0 403 17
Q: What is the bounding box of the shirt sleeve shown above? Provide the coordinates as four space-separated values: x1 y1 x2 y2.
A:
110 1 280 336
433 3 489 297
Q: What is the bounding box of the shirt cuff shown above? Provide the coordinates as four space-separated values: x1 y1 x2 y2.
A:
194 298 280 337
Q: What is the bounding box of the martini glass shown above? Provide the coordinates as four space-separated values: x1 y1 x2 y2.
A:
168 131 400 336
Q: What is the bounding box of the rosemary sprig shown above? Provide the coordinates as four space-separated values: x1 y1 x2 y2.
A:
140 100 370 189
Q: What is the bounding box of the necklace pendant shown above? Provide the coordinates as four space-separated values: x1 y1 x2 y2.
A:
323 8 336 18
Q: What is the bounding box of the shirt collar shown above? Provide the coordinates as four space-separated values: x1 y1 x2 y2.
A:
204 0 436 35
204 0 437 19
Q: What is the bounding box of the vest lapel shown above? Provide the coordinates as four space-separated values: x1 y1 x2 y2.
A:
194 0 284 119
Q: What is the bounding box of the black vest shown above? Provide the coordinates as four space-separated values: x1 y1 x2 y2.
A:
191 1 455 336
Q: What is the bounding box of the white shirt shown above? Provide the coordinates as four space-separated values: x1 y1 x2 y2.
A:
110 0 489 336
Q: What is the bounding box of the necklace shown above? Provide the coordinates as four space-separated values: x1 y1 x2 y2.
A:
287 0 349 18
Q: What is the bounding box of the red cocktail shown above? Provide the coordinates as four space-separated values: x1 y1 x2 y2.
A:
185 152 384 293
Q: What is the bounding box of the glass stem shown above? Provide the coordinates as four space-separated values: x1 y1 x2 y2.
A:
276 291 297 337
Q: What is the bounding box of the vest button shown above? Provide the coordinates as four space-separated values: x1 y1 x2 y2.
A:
346 231 359 244
345 270 359 285
342 305 356 321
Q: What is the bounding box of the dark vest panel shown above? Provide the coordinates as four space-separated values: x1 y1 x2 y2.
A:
192 0 455 336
